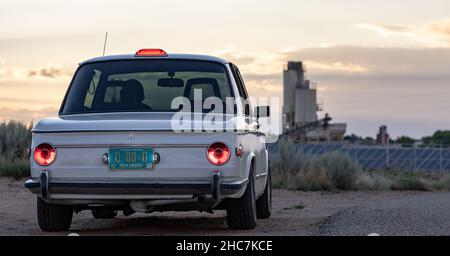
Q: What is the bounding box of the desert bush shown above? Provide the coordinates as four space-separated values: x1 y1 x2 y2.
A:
0 121 32 158
270 140 362 191
356 171 393 190
431 175 450 190
0 157 30 179
315 151 362 190
356 169 450 191
270 140 450 192
270 139 308 189
294 165 333 191
0 121 31 178
390 172 431 191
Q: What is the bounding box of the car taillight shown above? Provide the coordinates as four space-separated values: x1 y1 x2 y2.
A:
207 142 231 166
34 143 56 166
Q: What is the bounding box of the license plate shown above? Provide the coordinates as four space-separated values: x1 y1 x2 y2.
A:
109 148 153 170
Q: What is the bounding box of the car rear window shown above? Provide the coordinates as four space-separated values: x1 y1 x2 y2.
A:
60 60 234 115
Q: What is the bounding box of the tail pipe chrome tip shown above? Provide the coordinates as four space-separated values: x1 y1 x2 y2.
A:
212 170 221 201
40 171 49 201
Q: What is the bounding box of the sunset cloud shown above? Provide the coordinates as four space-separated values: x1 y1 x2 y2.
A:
27 66 68 79
304 61 367 73
357 23 415 36
245 79 282 94
285 46 450 77
0 64 72 82
0 107 58 123
357 18 450 48
214 47 369 79
213 48 285 76
215 45 450 84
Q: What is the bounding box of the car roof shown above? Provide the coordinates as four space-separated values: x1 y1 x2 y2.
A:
80 53 229 65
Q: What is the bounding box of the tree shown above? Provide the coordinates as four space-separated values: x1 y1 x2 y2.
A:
343 134 363 143
395 136 416 146
421 130 450 146
362 136 375 145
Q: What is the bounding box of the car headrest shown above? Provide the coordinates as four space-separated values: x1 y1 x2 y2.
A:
121 79 145 103
183 78 221 100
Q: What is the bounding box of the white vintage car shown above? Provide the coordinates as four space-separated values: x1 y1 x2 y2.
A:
25 49 271 231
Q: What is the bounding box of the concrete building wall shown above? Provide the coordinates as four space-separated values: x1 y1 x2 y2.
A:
294 88 318 124
283 61 306 132
281 61 347 142
283 70 297 115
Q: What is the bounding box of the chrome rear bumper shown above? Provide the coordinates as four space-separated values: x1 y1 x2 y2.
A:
25 174 248 200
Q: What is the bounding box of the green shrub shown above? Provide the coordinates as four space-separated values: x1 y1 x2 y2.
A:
430 174 450 190
315 151 362 190
0 157 30 179
270 140 362 191
295 166 333 191
270 139 308 189
0 121 31 178
356 171 393 190
270 140 450 192
271 169 287 189
391 172 431 191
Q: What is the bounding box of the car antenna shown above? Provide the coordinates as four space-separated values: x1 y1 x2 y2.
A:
102 32 108 56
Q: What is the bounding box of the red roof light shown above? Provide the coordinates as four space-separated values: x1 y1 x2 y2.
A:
135 48 167 57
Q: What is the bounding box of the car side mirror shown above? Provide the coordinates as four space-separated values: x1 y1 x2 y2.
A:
255 106 270 118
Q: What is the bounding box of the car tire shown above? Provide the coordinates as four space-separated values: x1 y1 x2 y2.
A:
256 165 272 219
226 165 257 230
37 196 73 232
91 209 118 219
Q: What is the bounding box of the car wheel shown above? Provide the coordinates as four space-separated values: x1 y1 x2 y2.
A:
256 165 272 219
91 209 118 219
226 165 257 230
37 196 73 232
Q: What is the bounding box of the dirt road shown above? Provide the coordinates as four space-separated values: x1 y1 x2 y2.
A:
321 192 450 236
0 177 440 236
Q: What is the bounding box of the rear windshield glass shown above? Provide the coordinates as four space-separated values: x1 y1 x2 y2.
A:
60 60 233 115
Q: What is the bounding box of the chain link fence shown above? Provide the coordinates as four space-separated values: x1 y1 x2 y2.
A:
268 143 450 172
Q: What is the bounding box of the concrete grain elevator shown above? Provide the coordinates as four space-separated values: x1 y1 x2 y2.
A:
282 61 346 142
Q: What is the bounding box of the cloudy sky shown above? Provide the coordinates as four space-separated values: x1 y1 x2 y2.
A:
1 0 450 138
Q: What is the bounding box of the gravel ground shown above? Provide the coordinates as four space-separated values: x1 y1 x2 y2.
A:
0 177 439 236
320 192 450 236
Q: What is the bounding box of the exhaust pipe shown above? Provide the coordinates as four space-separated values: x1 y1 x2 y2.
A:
130 197 203 213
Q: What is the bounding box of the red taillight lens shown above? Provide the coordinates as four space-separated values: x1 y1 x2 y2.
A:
207 142 231 166
33 143 56 166
135 48 167 57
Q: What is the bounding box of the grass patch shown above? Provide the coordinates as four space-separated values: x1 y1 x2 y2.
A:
271 139 450 192
271 140 361 191
357 169 450 191
0 157 30 179
0 121 31 179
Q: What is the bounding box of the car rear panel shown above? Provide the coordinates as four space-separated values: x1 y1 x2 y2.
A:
31 131 241 182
